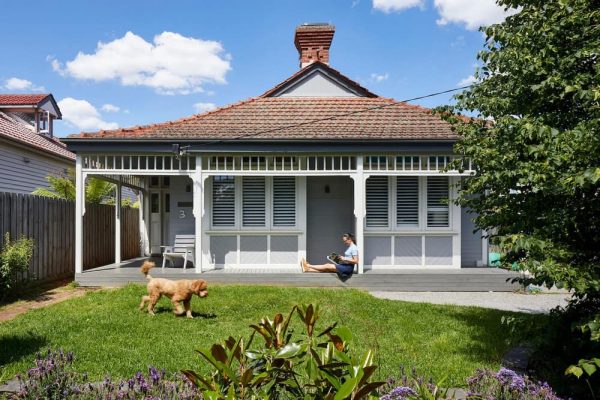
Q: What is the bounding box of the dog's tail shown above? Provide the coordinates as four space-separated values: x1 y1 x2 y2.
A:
140 261 155 279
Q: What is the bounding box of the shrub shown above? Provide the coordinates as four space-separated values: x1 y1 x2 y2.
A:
182 304 385 399
12 349 202 399
0 233 34 297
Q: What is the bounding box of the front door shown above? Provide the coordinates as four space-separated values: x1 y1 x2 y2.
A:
306 177 355 263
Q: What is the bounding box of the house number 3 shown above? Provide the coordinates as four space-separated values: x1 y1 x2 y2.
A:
179 210 186 219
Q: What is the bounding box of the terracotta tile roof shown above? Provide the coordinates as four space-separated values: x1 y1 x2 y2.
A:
0 111 75 160
0 94 50 106
69 97 456 141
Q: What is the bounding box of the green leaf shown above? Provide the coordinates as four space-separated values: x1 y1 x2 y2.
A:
581 361 597 376
334 377 357 400
275 343 302 359
565 365 583 378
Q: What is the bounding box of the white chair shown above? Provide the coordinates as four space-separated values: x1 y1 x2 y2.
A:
161 234 195 269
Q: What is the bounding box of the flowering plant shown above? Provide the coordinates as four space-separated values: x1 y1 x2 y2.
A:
466 368 563 400
12 349 202 399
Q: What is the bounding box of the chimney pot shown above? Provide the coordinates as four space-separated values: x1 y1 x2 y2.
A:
294 23 335 68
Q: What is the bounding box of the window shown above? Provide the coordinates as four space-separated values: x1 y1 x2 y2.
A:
242 177 266 227
366 176 389 227
212 176 235 226
365 176 451 230
396 177 419 226
273 177 296 226
426 177 449 227
211 176 296 229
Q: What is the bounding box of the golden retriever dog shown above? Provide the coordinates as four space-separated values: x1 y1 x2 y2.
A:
139 261 208 318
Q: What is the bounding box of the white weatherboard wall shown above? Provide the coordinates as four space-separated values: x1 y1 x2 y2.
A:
0 141 70 194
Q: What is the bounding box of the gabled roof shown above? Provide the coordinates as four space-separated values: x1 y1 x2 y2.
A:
260 62 378 98
0 111 74 160
0 94 62 119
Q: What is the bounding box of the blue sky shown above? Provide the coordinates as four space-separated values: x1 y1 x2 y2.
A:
0 0 514 137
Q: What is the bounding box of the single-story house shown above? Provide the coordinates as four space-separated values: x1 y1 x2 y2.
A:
0 94 74 193
63 23 486 274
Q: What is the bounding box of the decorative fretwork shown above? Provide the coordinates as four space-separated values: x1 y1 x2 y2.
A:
82 154 196 172
203 155 357 173
364 155 473 174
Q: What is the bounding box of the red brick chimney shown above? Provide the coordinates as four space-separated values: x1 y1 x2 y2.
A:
294 23 335 68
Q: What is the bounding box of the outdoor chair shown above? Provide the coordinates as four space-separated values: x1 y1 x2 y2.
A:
161 234 195 269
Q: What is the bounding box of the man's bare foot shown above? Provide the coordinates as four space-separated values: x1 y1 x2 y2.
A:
301 258 309 272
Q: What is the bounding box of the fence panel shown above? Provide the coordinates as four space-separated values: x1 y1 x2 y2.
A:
0 192 140 280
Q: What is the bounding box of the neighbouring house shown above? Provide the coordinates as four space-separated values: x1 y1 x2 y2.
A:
63 23 487 274
0 94 74 194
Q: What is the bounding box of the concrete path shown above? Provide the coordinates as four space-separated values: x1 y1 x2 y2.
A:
370 291 571 313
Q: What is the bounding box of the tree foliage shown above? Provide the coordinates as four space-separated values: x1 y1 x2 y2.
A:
32 169 129 205
443 0 599 295
439 0 599 393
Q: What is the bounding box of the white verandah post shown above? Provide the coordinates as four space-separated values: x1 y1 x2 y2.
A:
115 177 122 264
75 155 85 274
193 155 203 273
353 157 365 274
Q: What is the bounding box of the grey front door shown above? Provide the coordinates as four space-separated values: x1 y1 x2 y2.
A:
306 177 355 264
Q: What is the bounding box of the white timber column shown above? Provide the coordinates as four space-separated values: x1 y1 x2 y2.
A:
192 155 203 273
353 157 365 274
138 179 149 257
115 177 122 264
75 155 85 274
451 177 462 268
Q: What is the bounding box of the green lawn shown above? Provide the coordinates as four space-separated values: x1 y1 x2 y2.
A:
0 284 541 387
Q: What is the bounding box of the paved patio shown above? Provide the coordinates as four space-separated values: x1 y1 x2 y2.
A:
76 257 523 292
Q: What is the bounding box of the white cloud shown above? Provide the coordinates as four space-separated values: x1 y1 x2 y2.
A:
3 77 45 92
434 0 518 30
101 103 120 112
51 31 231 95
372 0 424 13
370 72 389 82
457 75 476 87
193 102 217 113
58 97 119 131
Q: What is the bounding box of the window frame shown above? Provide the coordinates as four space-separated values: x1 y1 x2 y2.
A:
364 175 453 232
209 176 298 231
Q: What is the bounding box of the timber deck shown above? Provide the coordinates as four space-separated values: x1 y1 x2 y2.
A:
76 257 522 292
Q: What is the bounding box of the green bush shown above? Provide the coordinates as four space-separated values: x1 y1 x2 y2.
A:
0 233 34 298
183 304 385 399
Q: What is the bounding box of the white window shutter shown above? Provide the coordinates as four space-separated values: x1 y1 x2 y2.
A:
396 176 419 226
242 177 266 227
427 177 449 227
366 176 389 227
273 177 296 226
212 176 235 226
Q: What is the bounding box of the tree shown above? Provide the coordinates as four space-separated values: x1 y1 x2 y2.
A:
440 0 599 393
33 169 116 204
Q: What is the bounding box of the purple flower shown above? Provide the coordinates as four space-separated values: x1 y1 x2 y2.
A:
382 385 418 400
149 366 160 384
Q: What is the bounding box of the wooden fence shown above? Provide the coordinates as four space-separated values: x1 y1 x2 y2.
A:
0 192 140 281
